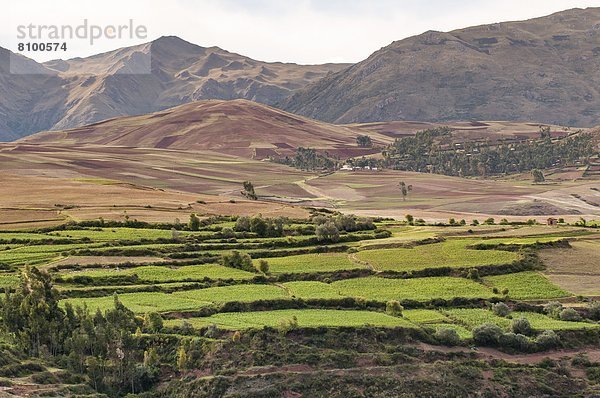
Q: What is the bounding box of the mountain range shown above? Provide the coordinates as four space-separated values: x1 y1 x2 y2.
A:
281 7 600 126
1 7 600 142
0 37 347 140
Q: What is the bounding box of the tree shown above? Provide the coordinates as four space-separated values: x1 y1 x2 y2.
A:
221 251 255 272
399 181 412 201
536 330 560 349
315 222 340 242
188 213 200 231
143 312 163 333
234 216 251 232
176 345 188 373
258 259 269 274
385 300 403 317
405 214 414 225
587 301 600 321
250 216 268 237
242 181 257 200
356 135 373 148
532 169 545 183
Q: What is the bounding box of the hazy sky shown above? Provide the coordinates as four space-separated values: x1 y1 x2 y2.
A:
2 0 598 64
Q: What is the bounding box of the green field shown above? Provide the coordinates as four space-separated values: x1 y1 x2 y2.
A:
332 276 496 301
62 292 212 313
0 273 19 288
59 264 256 282
283 281 345 299
172 284 288 304
484 272 570 300
445 308 598 331
355 240 519 272
260 253 363 274
49 227 214 241
403 309 451 324
163 309 416 330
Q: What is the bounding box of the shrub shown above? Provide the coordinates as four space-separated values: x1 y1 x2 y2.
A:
385 300 403 317
473 323 503 346
188 214 200 231
434 327 460 346
543 301 563 319
499 332 531 352
315 222 340 242
536 330 561 349
143 312 164 333
221 250 255 272
511 317 533 336
492 302 511 317
257 259 270 274
559 308 582 322
586 301 600 321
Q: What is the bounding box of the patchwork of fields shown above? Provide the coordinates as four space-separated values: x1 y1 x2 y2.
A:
1 218 598 343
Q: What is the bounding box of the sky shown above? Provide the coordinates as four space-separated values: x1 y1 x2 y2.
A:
2 0 598 64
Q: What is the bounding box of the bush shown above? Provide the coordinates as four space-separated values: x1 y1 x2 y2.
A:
385 300 403 317
536 330 561 349
511 317 533 336
499 332 531 352
315 222 340 242
492 302 511 317
257 259 269 274
559 308 582 322
434 327 460 346
221 250 255 272
544 301 563 319
586 301 600 321
473 323 503 346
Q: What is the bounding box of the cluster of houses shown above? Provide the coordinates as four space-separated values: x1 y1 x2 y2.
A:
340 164 379 171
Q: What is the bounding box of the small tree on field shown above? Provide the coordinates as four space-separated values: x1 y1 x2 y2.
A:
559 308 582 321
532 169 545 183
473 323 503 346
188 213 200 231
356 135 373 148
405 214 414 225
386 300 403 317
257 259 269 274
399 181 412 201
242 181 257 200
143 312 164 333
221 251 255 272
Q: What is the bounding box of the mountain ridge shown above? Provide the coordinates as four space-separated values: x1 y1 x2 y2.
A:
280 7 600 127
0 36 348 140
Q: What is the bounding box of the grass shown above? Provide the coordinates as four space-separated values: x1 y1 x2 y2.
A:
163 309 416 330
484 272 570 300
332 276 496 301
172 284 288 304
472 237 563 245
283 281 344 300
59 264 256 282
355 240 519 272
261 253 363 274
403 309 450 324
0 243 99 265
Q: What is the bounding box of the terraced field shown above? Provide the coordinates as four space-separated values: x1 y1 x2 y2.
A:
484 272 570 300
355 240 519 272
260 253 363 274
163 309 416 329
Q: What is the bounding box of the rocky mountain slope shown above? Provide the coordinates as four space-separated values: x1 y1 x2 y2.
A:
0 36 347 140
281 7 600 127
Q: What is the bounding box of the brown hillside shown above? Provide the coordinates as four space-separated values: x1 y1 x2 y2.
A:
23 99 392 159
281 8 600 127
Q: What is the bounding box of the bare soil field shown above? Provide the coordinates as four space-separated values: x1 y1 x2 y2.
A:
541 240 600 296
